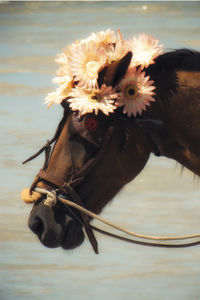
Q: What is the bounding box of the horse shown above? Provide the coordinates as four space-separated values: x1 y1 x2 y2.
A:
23 48 200 253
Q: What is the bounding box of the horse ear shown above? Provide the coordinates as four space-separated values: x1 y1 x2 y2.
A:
98 51 132 88
61 98 70 110
112 51 132 86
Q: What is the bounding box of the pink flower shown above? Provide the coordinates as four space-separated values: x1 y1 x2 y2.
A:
116 67 156 117
68 84 118 116
68 40 107 89
127 33 163 69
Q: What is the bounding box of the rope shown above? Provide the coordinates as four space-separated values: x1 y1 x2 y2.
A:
91 226 200 248
34 187 200 244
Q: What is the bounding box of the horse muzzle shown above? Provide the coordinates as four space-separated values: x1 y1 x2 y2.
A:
28 198 84 249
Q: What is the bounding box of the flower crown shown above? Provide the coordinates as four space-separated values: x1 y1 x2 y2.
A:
45 29 163 117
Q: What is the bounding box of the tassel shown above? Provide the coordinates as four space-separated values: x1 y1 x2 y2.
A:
21 188 42 204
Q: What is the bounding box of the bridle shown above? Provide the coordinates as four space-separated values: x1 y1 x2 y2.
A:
23 108 114 254
24 108 200 253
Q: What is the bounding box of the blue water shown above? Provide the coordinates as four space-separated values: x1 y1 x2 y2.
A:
0 2 200 300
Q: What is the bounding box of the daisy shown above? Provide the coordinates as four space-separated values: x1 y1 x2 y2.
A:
47 71 73 108
85 29 117 50
127 33 163 68
54 46 73 76
53 74 72 86
116 67 156 117
107 29 128 64
48 47 74 101
44 88 64 108
67 84 118 116
52 74 73 96
55 50 69 66
68 40 107 89
44 77 73 108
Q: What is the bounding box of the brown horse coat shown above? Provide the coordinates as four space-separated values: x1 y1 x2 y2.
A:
25 49 200 250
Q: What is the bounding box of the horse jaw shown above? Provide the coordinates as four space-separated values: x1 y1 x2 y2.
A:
74 121 152 215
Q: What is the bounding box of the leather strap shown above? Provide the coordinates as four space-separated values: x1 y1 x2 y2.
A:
62 183 98 254
38 169 65 188
37 169 99 254
28 121 114 254
23 110 68 165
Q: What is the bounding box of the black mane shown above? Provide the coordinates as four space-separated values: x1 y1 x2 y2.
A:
145 49 200 102
151 49 200 72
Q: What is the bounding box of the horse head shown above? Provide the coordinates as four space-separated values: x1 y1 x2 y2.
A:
22 29 200 252
25 52 153 252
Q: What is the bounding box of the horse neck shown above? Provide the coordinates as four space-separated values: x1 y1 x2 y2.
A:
142 68 200 175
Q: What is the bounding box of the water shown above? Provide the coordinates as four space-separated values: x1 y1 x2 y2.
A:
0 1 200 299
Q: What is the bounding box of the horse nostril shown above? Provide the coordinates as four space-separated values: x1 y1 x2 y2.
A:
28 216 44 237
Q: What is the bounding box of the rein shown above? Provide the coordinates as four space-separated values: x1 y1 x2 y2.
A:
24 117 114 254
34 187 200 249
35 127 114 254
24 111 200 253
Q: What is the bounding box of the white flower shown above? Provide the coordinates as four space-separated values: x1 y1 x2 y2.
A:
85 29 117 49
68 40 107 89
44 88 65 108
52 74 73 94
116 67 156 117
55 50 69 66
47 73 73 108
107 29 128 63
127 33 163 68
48 48 73 105
54 47 73 77
53 74 72 86
67 84 118 116
44 29 161 114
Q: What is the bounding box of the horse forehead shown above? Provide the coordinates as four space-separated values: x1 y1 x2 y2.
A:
71 113 110 146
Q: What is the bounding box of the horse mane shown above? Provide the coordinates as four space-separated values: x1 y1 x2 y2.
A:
151 48 200 72
144 49 200 102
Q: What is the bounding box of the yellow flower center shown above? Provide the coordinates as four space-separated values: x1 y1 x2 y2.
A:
86 61 100 79
88 91 101 103
124 84 138 100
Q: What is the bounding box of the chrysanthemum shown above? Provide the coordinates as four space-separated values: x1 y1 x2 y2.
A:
55 50 69 66
127 33 163 68
68 40 107 90
44 88 65 108
68 84 118 116
47 48 74 104
52 74 72 87
54 47 73 76
85 29 117 49
116 67 156 117
47 73 73 108
52 74 73 95
107 29 128 63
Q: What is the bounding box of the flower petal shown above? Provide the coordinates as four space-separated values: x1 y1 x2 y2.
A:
116 67 156 117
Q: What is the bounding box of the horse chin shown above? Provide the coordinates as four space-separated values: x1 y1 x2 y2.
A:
61 220 85 250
